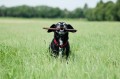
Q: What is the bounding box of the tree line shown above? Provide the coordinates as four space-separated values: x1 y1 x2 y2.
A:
0 0 120 21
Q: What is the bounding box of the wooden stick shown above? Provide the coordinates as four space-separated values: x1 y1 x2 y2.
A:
43 27 77 32
65 29 77 32
43 27 59 30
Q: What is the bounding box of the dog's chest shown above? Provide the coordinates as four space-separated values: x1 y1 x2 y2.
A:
59 38 64 55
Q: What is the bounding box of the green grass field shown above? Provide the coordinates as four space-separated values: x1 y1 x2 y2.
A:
0 18 120 79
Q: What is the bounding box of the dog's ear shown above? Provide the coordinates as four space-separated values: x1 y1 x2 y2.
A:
67 24 74 29
47 24 56 32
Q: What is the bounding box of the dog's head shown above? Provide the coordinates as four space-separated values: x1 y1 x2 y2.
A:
48 22 74 35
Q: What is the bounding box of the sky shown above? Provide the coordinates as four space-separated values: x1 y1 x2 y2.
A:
0 0 117 10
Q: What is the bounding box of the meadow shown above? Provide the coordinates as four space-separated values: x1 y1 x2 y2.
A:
0 18 120 79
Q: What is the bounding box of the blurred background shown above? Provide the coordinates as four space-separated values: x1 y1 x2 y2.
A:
0 0 120 21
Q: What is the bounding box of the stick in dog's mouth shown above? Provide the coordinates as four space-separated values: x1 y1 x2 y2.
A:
43 27 77 32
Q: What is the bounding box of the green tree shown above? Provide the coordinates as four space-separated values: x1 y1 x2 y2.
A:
104 1 115 21
73 8 84 18
0 6 6 16
83 3 89 18
114 0 120 21
95 0 105 21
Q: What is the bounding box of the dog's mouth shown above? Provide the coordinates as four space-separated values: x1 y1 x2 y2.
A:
60 27 64 30
56 28 66 35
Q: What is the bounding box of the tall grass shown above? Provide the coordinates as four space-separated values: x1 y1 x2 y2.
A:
0 18 120 79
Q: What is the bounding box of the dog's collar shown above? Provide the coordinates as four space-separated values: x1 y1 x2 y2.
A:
54 39 68 48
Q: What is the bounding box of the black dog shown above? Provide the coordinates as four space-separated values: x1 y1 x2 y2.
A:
47 22 76 59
